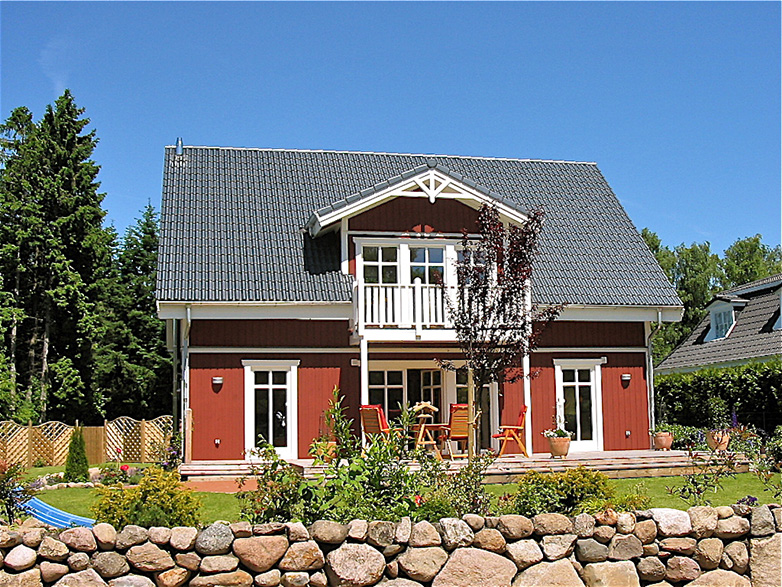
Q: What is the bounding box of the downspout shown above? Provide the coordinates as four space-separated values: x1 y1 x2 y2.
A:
182 306 192 462
647 309 663 444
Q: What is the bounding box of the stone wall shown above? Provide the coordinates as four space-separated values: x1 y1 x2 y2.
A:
0 504 780 587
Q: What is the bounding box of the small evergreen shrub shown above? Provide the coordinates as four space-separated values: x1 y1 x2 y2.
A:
63 426 89 482
92 466 201 527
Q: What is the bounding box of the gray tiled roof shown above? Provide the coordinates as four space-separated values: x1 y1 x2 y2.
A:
157 146 682 307
657 275 782 372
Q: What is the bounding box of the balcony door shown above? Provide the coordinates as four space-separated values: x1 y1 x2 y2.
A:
553 359 604 452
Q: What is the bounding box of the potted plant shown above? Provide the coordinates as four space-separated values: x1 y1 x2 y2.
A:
706 428 731 451
543 425 573 458
705 399 731 452
650 425 674 451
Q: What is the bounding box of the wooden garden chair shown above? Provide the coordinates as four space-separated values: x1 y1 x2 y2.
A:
440 403 470 458
360 405 400 439
492 405 529 457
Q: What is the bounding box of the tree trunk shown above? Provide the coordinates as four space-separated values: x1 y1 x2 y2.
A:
39 302 51 421
9 260 19 402
467 369 476 459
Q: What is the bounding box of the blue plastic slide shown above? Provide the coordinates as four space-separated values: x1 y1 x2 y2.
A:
24 496 95 528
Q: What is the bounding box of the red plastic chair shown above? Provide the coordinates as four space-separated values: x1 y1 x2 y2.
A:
492 405 529 457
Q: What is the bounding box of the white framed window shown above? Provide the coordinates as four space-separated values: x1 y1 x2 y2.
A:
243 360 299 460
368 370 404 421
410 246 445 284
553 358 605 452
705 303 736 341
356 238 459 288
362 245 399 285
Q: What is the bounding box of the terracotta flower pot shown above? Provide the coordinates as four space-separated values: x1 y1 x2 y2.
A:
653 432 673 451
548 437 571 458
706 431 730 451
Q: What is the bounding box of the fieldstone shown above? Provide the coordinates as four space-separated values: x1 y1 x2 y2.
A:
665 556 701 583
367 521 396 548
20 527 45 548
645 583 673 587
714 516 750 539
397 546 448 582
148 526 171 545
232 536 288 573
284 522 310 542
576 539 608 563
4 546 36 571
278 540 324 571
20 518 46 529
574 513 595 538
54 569 108 586
462 514 484 532
637 556 666 581
541 534 577 560
189 570 253 586
254 523 285 536
592 525 615 544
688 569 751 587
107 576 154 587
660 537 697 555
750 533 782 587
732 503 751 516
59 527 97 552
607 534 642 560
722 541 748 573
616 513 635 534
0 530 21 548
92 523 117 550
533 513 574 535
716 506 734 519
127 542 175 572
438 518 474 550
505 539 543 569
751 505 775 537
497 515 533 540
196 523 234 555
472 528 506 553
642 543 659 556
169 527 198 551
280 572 308 587
650 508 692 537
253 569 281 587
67 552 90 571
633 519 657 544
582 561 640 587
386 558 399 579
309 571 327 587
382 580 423 587
409 521 441 547
155 567 190 587
325 543 385 587
230 522 252 539
174 552 201 572
91 551 130 578
115 526 148 550
309 520 348 544
383 544 404 558
200 555 240 574
395 517 412 544
433 548 517 587
347 520 368 542
594 509 618 526
694 537 723 570
0 569 42 587
511 558 585 587
40 562 69 583
484 516 499 529
688 506 718 539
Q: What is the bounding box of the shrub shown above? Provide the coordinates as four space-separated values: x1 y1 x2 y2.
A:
416 453 495 521
0 460 34 524
63 426 89 482
152 431 183 472
236 443 304 524
92 466 201 527
502 471 562 516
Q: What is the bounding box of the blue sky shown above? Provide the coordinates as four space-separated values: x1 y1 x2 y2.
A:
2 2 779 254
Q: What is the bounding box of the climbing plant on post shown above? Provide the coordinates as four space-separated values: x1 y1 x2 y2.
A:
441 204 562 459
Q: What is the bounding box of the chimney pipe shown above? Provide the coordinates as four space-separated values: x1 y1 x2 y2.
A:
175 137 183 155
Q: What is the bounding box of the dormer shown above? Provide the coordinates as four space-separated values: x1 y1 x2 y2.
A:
704 296 747 342
775 287 782 330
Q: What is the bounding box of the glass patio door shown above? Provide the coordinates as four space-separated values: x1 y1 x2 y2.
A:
243 360 299 460
555 360 603 452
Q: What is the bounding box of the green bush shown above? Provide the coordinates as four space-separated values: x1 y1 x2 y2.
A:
416 453 495 521
236 443 304 524
63 426 89 482
92 466 201 527
0 460 35 524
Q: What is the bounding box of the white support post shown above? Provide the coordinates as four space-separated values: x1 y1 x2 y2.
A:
360 337 369 445
523 354 532 455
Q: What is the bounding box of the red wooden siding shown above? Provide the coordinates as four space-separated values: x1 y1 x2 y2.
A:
537 322 646 348
530 352 649 453
499 378 527 453
189 352 359 460
190 320 351 348
350 197 480 234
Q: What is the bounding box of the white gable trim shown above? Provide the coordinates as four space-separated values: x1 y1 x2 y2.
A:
307 168 528 237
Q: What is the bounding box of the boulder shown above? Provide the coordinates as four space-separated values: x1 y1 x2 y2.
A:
126 542 175 572
40 562 69 583
107 576 154 587
0 530 21 549
169 527 198 551
650 508 692 537
347 520 368 542
694 538 723 570
381 580 423 587
409 521 441 547
38 536 70 561
616 513 635 534
433 548 517 587
607 534 643 560
253 569 281 587
309 520 349 544
665 556 701 583
505 539 543 569
278 540 325 571
574 513 595 538
53 569 108 586
200 555 240 574
232 536 288 573
722 541 748 574
174 552 201 572
541 534 577 561
367 521 396 548
0 569 43 587
229 521 252 539
511 559 585 587
774 507 782 531
592 526 615 544
395 517 412 544
533 513 574 535
637 556 666 582
148 526 171 545
90 551 130 578
472 528 506 553
642 543 659 557
92 523 117 550
688 506 718 539
575 539 609 563
20 527 45 548
67 553 90 572
438 518 474 550
594 509 618 526
497 515 533 540
280 572 309 587
59 528 97 552
397 546 448 582
633 520 657 544
195 523 234 555
715 506 734 519
285 522 308 542
114 526 148 550
253 523 286 536
383 544 404 557
714 516 750 539
687 569 751 587
155 567 191 587
325 543 385 587
462 514 485 532
310 571 327 587
749 533 782 587
659 537 697 555
750 505 775 537
581 561 640 587
188 570 253 586
3 545 37 571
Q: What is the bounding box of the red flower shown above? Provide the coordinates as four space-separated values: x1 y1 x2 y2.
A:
120 465 129 472
414 495 423 506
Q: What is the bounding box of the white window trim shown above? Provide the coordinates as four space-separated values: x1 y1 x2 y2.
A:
355 237 460 288
242 359 300 461
705 302 737 342
553 357 606 452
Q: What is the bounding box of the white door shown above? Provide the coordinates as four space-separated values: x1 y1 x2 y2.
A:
243 360 299 460
554 359 604 452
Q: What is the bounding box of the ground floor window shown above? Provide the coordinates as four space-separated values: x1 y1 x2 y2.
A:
243 360 299 460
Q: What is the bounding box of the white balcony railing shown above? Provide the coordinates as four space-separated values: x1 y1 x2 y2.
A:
357 280 454 336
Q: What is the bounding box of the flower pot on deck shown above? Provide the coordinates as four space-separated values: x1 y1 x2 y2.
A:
653 432 673 451
706 430 730 451
548 437 571 458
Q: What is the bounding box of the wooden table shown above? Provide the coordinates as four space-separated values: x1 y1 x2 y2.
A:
413 415 448 460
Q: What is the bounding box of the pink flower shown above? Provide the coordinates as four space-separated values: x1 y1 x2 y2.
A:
120 465 129 472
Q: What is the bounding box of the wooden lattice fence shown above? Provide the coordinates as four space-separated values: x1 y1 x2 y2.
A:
0 415 173 467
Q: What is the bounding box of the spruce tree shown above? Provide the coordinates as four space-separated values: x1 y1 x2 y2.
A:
63 426 89 482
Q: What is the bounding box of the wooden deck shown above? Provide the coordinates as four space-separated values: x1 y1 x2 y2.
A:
180 449 749 482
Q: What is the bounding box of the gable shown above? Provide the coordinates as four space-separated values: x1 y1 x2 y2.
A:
349 197 480 234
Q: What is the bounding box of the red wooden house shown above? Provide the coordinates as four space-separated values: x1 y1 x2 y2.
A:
156 144 682 463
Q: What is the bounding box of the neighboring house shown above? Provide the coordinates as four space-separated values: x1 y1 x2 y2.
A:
156 144 682 463
657 274 782 375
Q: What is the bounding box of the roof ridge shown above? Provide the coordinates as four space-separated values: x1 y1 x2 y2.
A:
164 144 598 166
721 273 782 296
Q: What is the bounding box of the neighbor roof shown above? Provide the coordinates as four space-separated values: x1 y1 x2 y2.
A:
657 274 782 373
157 146 682 307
